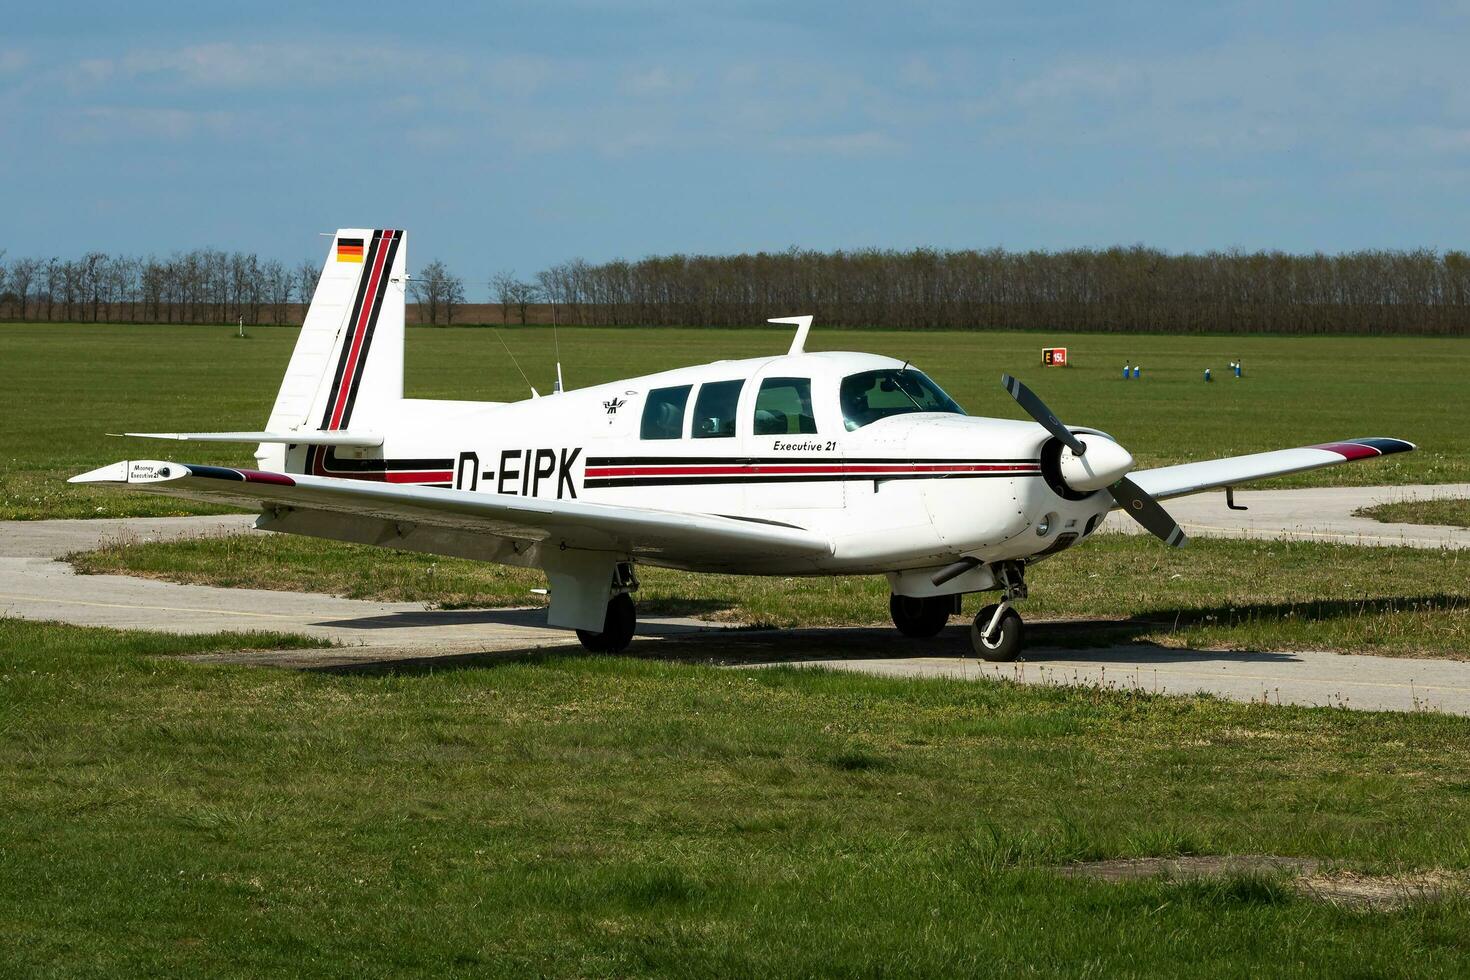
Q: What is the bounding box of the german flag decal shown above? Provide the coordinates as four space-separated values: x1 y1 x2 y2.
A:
336 237 365 263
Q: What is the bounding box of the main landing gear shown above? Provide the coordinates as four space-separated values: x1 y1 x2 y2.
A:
890 562 1029 662
576 563 639 653
889 593 959 638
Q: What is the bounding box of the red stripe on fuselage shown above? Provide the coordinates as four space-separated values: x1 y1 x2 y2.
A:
584 462 1040 478
328 230 395 430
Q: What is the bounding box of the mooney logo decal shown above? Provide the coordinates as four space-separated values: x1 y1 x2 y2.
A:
603 397 626 415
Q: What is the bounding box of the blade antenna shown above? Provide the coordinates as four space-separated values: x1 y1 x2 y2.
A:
491 326 537 398
551 299 564 393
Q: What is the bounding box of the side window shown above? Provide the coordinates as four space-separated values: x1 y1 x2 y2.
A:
691 380 743 439
640 385 691 440
752 377 817 436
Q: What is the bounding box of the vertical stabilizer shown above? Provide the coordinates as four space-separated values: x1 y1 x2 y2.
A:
258 229 406 469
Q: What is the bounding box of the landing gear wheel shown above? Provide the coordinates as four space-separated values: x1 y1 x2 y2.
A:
889 593 953 638
971 604 1024 662
576 593 637 653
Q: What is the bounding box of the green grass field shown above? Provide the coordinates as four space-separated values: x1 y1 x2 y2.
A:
1357 498 1470 528
6 324 1470 973
71 530 1470 658
2 322 1464 519
5 618 1470 976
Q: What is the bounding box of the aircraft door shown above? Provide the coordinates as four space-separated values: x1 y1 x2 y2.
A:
741 373 844 511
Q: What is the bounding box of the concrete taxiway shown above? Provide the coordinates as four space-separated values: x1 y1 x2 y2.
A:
2 482 1467 712
1102 482 1470 549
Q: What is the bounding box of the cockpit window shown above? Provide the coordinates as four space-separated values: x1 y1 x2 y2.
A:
840 369 965 431
753 377 818 436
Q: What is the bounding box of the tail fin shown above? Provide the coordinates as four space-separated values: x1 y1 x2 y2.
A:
258 229 406 470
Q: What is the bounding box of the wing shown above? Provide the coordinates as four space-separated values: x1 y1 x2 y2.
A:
69 460 832 570
1129 437 1415 501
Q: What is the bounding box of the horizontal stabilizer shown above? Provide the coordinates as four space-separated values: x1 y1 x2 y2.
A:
118 431 384 447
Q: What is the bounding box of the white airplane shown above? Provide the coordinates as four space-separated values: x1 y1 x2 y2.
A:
74 229 1415 660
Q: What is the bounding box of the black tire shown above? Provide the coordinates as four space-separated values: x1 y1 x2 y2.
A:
889 593 953 639
970 604 1024 662
576 593 637 653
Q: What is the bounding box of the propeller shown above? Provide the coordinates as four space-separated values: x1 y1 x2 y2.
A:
1000 374 1187 548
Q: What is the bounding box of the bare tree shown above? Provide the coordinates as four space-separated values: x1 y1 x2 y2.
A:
509 279 538 325
296 258 321 317
262 259 295 324
411 259 453 325
443 270 466 325
492 270 517 324
8 257 38 320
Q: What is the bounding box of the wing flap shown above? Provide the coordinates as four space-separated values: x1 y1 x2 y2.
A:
70 460 832 564
1130 437 1415 501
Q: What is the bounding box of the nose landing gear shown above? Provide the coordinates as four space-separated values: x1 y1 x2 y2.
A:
970 562 1027 662
971 602 1024 661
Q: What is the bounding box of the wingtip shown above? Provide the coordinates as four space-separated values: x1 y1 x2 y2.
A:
69 461 133 484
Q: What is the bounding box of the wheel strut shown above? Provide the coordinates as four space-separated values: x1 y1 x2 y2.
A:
981 599 1012 643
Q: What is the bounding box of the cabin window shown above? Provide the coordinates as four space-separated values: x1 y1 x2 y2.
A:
641 384 692 439
840 369 965 430
692 380 743 439
752 377 818 436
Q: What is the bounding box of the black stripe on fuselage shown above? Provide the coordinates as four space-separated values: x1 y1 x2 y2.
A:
339 230 401 430
320 231 383 431
311 448 455 473
584 471 1041 489
585 455 1039 466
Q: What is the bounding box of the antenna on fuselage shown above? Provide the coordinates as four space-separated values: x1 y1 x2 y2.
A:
491 326 539 399
551 300 564 393
769 315 815 355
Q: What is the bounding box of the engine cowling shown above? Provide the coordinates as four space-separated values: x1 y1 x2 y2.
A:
1040 435 1135 498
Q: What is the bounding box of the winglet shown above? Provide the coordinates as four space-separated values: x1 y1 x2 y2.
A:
770 315 815 355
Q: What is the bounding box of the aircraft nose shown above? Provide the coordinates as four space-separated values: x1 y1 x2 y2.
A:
1058 437 1135 492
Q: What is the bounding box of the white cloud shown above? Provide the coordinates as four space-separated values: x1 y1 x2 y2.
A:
70 106 237 143
0 49 28 75
620 66 680 97
772 130 901 156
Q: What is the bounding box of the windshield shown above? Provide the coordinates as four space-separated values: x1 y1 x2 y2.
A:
840 369 966 431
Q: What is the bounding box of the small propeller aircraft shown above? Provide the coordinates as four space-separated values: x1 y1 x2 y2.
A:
74 229 1415 659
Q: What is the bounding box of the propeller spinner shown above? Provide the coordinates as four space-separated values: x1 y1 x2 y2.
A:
1000 374 1187 548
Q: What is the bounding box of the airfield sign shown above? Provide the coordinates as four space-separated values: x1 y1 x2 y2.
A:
1042 347 1068 366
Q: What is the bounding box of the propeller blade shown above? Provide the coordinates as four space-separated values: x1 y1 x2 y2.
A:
1109 477 1187 547
1001 374 1087 456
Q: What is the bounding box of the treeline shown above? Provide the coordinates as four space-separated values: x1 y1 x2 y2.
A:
0 249 322 325
533 247 1470 335
5 245 1470 334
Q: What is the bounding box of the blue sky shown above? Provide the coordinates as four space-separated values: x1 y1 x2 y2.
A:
3 1 1468 296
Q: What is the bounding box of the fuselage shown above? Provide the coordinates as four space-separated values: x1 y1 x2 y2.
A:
267 351 1120 579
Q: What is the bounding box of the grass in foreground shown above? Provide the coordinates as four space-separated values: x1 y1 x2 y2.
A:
69 531 1470 658
2 322 1464 519
4 618 1470 976
1356 498 1470 528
